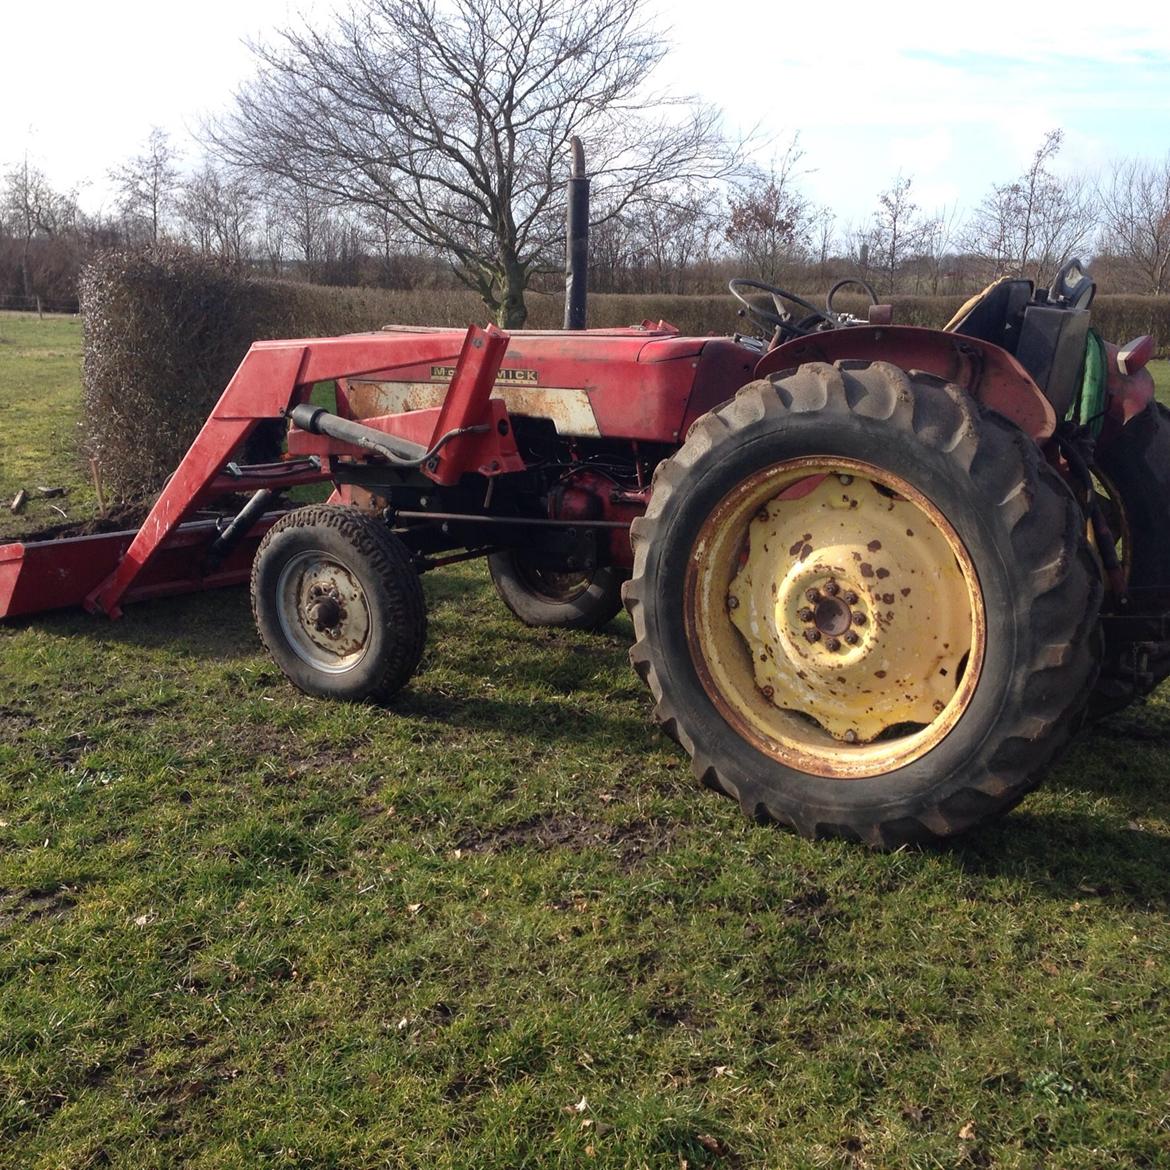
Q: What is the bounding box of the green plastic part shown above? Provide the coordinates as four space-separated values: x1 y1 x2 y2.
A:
1073 329 1108 436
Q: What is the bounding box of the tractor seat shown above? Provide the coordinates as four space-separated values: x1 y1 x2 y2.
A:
944 277 1033 355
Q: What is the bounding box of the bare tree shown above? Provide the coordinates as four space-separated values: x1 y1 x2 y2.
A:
280 184 334 278
1098 154 1170 294
210 0 742 326
811 206 836 284
110 128 180 245
965 130 1096 283
258 198 288 276
724 142 810 285
628 184 721 293
176 162 256 264
918 203 960 294
867 175 935 294
1 159 79 298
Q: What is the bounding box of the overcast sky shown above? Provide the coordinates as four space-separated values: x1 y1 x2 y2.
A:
2 0 1168 228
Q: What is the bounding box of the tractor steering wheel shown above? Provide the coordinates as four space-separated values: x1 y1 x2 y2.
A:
728 278 838 340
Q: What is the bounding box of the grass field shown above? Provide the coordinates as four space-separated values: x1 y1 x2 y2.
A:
3 312 1170 1169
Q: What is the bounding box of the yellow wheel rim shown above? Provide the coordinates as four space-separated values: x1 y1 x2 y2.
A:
684 457 986 779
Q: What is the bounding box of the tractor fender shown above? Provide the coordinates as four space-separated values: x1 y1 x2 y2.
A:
754 325 1056 442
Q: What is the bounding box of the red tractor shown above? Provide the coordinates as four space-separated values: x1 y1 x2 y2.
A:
2 262 1164 846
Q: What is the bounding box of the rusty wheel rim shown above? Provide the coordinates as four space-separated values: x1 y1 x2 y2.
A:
684 457 986 779
277 551 372 674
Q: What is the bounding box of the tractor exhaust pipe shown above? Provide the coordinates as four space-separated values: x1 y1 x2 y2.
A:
564 136 589 330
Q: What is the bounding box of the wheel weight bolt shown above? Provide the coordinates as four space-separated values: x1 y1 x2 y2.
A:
851 611 867 626
843 729 858 744
803 628 821 643
762 685 774 699
805 588 821 603
797 607 814 622
823 581 839 597
824 636 841 651
844 630 860 645
843 591 859 605
727 595 739 610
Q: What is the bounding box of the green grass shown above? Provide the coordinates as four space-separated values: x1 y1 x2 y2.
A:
3 321 1170 1168
0 314 95 541
1151 359 1170 406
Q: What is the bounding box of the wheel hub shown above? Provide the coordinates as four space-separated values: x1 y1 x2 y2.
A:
308 594 344 631
811 591 852 637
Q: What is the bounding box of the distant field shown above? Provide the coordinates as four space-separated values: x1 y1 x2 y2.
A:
3 313 1170 1169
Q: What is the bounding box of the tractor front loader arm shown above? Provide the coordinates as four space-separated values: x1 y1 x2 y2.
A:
85 325 511 618
1 325 511 623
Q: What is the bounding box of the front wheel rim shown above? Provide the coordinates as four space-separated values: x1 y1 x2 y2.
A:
684 457 986 779
276 550 372 674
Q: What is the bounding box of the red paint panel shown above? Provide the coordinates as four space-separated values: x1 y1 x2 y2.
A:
679 339 761 436
342 329 714 442
1 520 276 620
428 326 510 484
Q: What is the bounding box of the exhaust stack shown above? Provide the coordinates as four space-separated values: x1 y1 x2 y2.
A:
564 136 589 330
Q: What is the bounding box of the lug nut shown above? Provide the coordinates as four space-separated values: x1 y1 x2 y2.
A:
727 595 739 610
838 475 854 485
844 630 860 645
843 729 858 743
851 611 867 626
823 581 839 597
797 606 814 622
843 591 858 605
803 628 821 643
762 685 774 699
824 636 840 651
805 588 821 603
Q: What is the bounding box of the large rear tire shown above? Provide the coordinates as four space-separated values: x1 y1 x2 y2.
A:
623 361 1101 847
252 505 426 702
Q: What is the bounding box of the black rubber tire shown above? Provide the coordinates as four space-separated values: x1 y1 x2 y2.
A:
1092 401 1170 711
252 504 426 702
487 551 625 630
623 360 1102 847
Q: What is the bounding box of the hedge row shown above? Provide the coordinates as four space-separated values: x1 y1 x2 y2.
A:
80 248 1170 501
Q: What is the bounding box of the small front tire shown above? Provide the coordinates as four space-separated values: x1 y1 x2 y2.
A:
252 505 426 702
